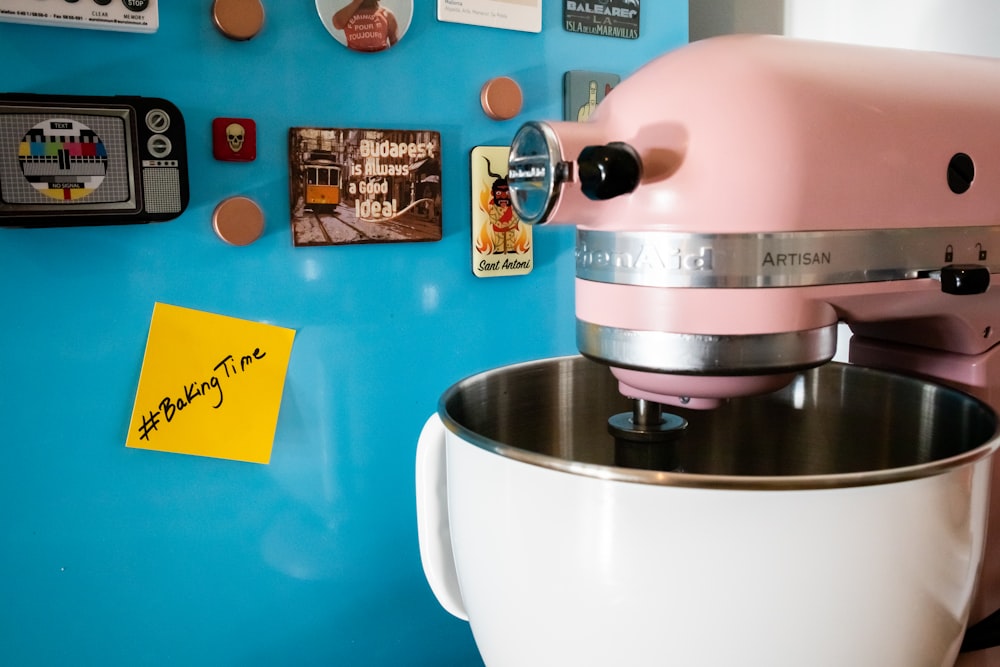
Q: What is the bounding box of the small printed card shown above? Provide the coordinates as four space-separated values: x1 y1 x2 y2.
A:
289 127 441 247
564 70 621 121
125 303 296 464
563 0 640 39
437 0 541 33
471 146 532 277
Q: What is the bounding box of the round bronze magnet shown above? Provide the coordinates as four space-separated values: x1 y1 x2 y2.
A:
213 196 265 246
212 0 265 41
480 76 523 121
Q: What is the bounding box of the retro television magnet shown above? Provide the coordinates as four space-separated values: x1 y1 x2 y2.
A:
0 93 189 227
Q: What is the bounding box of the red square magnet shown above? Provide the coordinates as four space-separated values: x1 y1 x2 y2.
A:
212 117 257 162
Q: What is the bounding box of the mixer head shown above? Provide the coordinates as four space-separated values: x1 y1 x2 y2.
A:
508 34 1000 409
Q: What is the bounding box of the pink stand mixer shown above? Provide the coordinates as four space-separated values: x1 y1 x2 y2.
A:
505 34 1000 663
416 34 1000 666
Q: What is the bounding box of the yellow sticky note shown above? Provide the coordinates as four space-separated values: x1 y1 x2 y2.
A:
126 303 296 464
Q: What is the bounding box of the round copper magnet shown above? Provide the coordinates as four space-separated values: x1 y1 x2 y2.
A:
480 76 523 121
213 0 265 41
213 196 264 246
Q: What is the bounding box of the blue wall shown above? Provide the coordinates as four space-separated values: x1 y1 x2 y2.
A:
0 2 686 664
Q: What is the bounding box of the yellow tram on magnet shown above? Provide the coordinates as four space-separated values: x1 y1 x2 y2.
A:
304 151 343 211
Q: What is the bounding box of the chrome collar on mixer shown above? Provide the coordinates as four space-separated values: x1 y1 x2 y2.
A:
576 227 1000 288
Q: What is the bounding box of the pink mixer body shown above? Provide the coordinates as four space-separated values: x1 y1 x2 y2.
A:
500 33 1000 662
538 34 1000 234
508 34 1000 408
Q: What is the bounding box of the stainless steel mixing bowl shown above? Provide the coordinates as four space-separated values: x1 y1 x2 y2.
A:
441 356 998 488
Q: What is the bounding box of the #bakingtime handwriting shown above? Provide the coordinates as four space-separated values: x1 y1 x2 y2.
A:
136 348 266 441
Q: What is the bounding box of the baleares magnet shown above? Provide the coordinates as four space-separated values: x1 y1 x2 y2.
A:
212 117 257 162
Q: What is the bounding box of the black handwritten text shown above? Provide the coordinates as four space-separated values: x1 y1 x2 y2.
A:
136 347 267 441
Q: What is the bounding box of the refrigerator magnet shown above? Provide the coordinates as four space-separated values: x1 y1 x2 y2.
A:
212 0 265 41
288 127 441 247
563 71 620 121
471 146 532 277
480 76 523 121
213 196 264 246
564 0 640 39
437 0 541 33
212 117 257 162
316 0 413 53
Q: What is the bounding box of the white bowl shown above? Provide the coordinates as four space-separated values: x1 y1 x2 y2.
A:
417 357 1000 667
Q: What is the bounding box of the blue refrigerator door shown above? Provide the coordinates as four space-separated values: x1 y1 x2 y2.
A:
0 2 686 665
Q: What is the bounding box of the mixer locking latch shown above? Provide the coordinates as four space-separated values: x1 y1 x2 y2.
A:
938 264 991 295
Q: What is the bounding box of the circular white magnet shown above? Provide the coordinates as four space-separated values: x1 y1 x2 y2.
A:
315 0 413 52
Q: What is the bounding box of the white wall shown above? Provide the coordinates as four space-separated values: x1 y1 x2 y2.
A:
688 0 782 41
785 0 1000 56
691 0 1000 57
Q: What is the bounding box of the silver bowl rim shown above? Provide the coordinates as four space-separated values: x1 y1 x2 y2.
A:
438 356 1000 491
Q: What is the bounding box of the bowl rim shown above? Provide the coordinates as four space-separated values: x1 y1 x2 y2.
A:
438 356 1000 491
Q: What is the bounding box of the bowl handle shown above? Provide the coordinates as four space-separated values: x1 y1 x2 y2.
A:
415 413 469 620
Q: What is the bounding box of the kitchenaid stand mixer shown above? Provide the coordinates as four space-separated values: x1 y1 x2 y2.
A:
507 34 1000 660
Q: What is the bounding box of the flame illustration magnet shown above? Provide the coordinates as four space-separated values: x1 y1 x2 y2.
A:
471 145 532 277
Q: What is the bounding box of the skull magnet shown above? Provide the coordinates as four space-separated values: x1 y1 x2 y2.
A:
226 123 245 152
212 117 257 162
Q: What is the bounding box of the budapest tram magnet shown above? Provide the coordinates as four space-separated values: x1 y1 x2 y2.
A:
289 126 441 247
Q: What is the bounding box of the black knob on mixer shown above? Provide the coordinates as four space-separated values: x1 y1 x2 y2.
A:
940 264 991 295
577 142 642 201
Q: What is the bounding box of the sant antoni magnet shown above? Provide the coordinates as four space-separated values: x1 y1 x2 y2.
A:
564 0 640 39
316 0 413 52
471 146 532 277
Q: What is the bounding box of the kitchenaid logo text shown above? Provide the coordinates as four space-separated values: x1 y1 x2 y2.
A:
508 165 547 181
577 241 713 272
577 238 836 277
